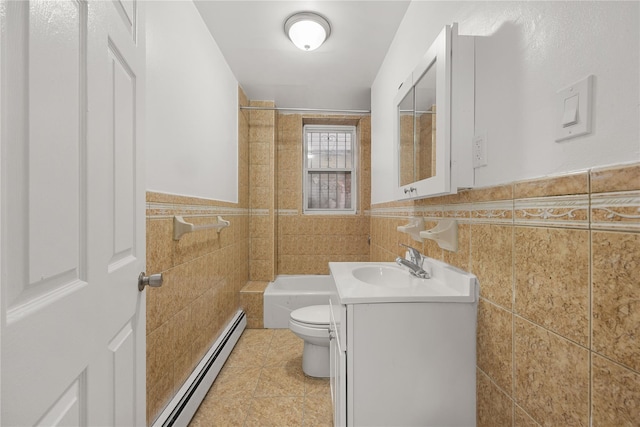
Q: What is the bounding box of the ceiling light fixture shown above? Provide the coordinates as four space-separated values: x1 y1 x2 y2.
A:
284 12 331 51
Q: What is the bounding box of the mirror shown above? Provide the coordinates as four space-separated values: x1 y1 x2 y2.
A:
398 87 414 186
414 63 437 182
397 61 437 187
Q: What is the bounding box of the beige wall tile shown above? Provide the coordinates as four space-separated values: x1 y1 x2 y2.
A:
514 318 589 426
146 321 173 402
242 281 269 292
250 142 270 166
278 149 300 171
591 162 640 193
146 263 193 333
278 189 300 210
249 164 271 188
146 367 173 425
250 259 274 282
146 218 173 273
245 317 263 329
477 369 513 427
240 291 264 325
468 184 514 202
250 215 270 237
443 222 471 272
591 354 640 426
514 171 589 198
514 227 590 346
592 231 640 371
471 224 513 309
250 237 272 260
277 114 302 144
477 299 513 394
250 187 271 209
173 347 196 398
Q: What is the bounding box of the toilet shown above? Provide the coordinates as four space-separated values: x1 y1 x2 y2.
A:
289 305 331 378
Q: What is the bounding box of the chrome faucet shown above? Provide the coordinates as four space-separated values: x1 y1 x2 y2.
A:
399 243 423 266
396 244 430 279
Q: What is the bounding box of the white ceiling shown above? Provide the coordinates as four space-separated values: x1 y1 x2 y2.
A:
194 1 410 111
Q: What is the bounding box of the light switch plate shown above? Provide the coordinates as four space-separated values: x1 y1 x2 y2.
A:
555 75 593 142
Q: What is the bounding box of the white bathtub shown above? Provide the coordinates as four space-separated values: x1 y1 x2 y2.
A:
263 275 333 328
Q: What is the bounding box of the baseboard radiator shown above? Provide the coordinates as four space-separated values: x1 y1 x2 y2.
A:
152 309 247 427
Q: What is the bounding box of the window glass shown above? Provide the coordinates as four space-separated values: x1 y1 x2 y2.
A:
303 125 357 214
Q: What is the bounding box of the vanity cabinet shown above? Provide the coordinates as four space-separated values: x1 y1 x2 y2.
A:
328 280 477 426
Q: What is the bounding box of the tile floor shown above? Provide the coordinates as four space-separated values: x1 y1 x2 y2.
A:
189 328 333 426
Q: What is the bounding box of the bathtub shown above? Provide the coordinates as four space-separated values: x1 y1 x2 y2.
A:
263 275 333 328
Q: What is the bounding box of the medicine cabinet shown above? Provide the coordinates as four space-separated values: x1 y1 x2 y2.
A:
395 23 475 200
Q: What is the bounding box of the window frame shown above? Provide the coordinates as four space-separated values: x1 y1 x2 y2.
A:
302 124 358 215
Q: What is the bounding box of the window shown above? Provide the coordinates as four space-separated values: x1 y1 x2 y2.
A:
303 125 357 214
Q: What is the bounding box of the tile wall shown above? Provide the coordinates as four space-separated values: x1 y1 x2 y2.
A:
145 89 250 425
249 101 277 282
276 115 371 275
369 162 640 425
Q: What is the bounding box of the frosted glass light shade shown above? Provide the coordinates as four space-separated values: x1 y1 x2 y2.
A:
285 12 331 51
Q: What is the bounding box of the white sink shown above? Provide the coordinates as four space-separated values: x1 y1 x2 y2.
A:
351 265 417 287
329 260 479 304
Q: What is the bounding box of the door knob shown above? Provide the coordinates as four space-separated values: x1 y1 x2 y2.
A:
138 272 163 291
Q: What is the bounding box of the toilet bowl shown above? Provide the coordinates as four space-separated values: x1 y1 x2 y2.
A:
289 305 331 378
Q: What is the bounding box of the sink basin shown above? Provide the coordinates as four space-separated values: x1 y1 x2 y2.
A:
351 265 417 287
330 261 478 304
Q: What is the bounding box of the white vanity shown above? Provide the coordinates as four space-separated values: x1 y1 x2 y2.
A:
328 259 479 426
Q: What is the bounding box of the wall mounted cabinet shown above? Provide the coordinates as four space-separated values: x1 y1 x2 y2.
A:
395 23 475 200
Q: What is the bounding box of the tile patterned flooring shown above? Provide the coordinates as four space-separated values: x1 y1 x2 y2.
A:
189 328 333 426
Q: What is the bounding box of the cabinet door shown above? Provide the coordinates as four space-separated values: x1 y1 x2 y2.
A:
329 299 347 426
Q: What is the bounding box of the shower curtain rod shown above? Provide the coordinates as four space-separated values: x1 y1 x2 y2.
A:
239 106 371 114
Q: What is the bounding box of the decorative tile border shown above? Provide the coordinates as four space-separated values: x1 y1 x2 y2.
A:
146 202 248 219
370 190 635 231
514 194 590 229
591 191 640 231
369 205 443 219
250 208 271 217
471 200 514 225
442 203 473 221
275 209 298 216
367 206 415 218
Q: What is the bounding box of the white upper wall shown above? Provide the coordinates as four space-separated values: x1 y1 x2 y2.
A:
146 0 238 202
371 1 640 204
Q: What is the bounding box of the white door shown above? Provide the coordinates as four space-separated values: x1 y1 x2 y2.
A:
1 1 146 425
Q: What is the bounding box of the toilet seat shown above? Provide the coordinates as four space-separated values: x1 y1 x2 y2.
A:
289 305 330 341
290 305 330 326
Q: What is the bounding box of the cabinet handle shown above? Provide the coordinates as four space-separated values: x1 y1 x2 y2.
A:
328 328 335 340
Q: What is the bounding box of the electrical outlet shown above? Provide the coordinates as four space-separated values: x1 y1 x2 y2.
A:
473 134 487 168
